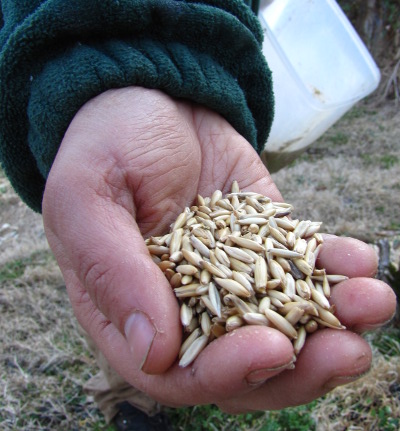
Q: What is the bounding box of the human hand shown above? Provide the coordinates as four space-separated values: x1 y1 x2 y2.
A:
42 87 397 411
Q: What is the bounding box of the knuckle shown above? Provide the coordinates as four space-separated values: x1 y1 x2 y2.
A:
80 259 119 313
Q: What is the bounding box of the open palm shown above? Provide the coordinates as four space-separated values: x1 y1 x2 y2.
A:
43 87 396 412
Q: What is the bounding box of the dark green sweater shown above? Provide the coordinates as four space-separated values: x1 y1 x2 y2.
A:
0 0 273 212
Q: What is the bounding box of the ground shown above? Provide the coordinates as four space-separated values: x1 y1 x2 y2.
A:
1 99 399 430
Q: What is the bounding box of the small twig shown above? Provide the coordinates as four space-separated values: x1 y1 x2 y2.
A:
379 59 400 105
377 239 391 283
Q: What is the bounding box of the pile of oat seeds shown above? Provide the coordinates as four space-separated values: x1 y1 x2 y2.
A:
146 181 347 367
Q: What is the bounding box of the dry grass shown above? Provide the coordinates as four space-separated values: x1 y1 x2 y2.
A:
0 263 107 430
0 177 109 430
0 100 399 430
312 336 400 431
272 103 400 242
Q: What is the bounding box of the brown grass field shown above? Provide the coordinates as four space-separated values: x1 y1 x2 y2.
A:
1 99 399 430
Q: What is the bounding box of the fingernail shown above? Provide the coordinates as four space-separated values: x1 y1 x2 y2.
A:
324 370 370 390
124 311 156 370
246 361 295 386
357 315 396 332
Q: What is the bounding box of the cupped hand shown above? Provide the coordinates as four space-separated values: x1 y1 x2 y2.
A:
42 87 396 411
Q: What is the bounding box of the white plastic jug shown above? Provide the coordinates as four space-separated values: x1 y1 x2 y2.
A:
258 0 381 171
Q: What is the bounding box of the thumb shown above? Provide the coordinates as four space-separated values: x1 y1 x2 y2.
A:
43 186 182 374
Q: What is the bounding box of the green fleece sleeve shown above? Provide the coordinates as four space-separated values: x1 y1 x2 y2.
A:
0 0 274 212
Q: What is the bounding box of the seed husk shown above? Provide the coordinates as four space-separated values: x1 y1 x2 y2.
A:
157 261 176 272
228 235 265 252
291 297 319 316
288 260 306 280
266 279 281 289
170 228 184 254
214 247 231 267
208 282 222 318
147 245 170 256
180 302 193 327
223 294 254 315
313 303 345 329
310 287 331 309
284 306 305 326
192 227 209 239
276 257 292 273
267 248 304 259
254 256 268 291
174 283 202 297
190 235 211 258
299 314 312 325
210 190 223 208
286 231 296 249
215 262 233 278
275 217 296 231
181 249 203 268
313 316 346 330
226 314 244 332
294 220 311 238
230 213 240 232
264 308 298 339
284 273 296 299
270 298 285 308
305 237 317 254
169 251 184 263
228 256 253 274
241 247 260 262
237 217 269 225
172 211 188 231
200 311 212 336
305 319 319 333
304 222 322 237
268 290 291 304
270 227 288 246
258 296 271 314
294 326 306 354
232 271 255 295
223 245 254 264
258 224 271 237
293 258 313 276
181 235 193 252
184 315 199 333
312 274 349 284
305 250 316 269
243 312 270 326
209 249 219 266
211 323 226 338
179 334 209 367
296 279 312 300
181 274 193 285
200 295 219 317
179 328 202 358
214 278 252 298
177 264 199 275
269 260 286 286
200 260 228 279
200 269 212 284
170 272 182 288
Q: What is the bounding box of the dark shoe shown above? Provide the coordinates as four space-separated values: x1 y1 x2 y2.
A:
112 402 173 431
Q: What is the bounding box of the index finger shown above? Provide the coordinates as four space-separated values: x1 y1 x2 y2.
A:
317 235 378 278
